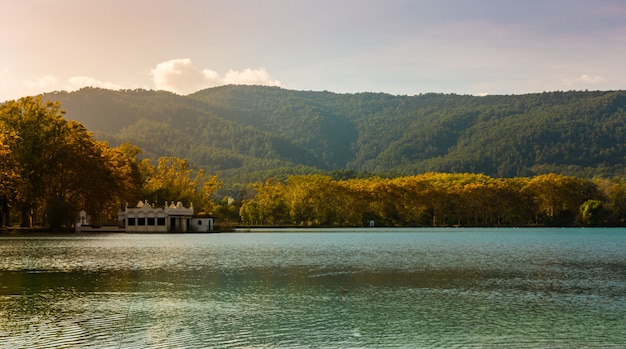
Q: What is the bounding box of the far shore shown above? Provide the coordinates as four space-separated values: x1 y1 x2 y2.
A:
3 225 624 235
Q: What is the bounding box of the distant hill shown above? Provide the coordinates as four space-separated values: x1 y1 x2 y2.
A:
42 86 626 193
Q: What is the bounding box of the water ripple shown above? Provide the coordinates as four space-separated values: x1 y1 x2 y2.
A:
1 230 626 348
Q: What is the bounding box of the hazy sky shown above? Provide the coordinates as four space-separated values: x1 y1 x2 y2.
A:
2 0 625 101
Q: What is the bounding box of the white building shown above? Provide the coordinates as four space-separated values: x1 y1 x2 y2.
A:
122 201 214 233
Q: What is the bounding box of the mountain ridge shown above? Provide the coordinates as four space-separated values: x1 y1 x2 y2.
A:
40 86 626 192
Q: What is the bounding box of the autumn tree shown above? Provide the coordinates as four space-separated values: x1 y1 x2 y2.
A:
239 178 288 225
199 173 223 214
106 142 153 208
336 178 373 226
0 131 20 226
522 173 599 225
0 97 67 226
0 96 135 229
142 156 222 213
286 175 341 226
597 178 626 225
237 172 610 227
43 121 126 229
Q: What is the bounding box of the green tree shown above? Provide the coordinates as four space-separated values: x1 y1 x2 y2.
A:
579 199 607 226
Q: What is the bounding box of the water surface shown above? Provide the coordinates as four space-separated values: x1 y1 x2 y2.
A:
1 228 625 348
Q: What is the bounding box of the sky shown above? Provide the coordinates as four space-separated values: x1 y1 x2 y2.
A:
2 0 626 101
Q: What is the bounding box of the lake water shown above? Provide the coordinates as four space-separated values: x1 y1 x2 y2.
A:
1 228 625 348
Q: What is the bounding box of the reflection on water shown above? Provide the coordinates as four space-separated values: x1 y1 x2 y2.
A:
1 228 625 348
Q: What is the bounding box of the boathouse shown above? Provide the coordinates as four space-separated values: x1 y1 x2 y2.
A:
122 200 213 233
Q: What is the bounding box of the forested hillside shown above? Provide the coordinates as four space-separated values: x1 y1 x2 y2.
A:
42 86 626 193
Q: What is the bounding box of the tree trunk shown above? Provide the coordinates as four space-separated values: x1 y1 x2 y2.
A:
0 198 6 227
20 204 32 227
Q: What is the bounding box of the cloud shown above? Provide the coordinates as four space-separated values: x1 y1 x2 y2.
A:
224 68 281 86
563 74 606 86
25 75 59 89
151 58 221 95
151 58 281 95
579 74 606 84
24 74 124 94
66 76 123 90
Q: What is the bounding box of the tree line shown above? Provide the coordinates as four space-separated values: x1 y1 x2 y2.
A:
239 173 626 227
0 97 222 231
4 96 626 230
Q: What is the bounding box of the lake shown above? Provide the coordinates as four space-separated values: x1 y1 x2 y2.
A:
1 228 625 348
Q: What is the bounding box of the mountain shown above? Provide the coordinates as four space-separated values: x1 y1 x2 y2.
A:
42 86 626 193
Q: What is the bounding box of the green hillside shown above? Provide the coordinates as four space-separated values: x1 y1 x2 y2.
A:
42 86 626 193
